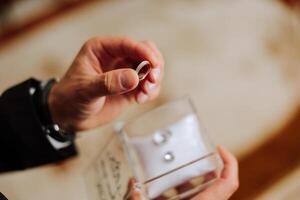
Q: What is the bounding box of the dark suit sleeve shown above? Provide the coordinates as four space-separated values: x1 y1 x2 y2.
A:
0 79 77 172
0 193 7 200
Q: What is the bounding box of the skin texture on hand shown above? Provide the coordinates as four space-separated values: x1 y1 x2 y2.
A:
48 37 164 132
128 146 239 200
126 179 143 200
190 146 239 200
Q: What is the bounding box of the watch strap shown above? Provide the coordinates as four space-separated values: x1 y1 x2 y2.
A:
38 79 75 142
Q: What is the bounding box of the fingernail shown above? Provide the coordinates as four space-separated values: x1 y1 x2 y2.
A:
146 81 156 92
137 92 149 104
151 68 160 82
120 70 136 90
133 183 142 191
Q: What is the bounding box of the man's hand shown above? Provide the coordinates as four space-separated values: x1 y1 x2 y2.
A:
191 146 239 200
48 37 164 131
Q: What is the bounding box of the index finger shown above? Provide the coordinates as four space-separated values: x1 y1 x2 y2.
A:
140 40 164 68
140 40 164 83
100 37 161 68
218 145 239 181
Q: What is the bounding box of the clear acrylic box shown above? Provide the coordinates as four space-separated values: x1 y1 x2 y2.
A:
118 98 223 200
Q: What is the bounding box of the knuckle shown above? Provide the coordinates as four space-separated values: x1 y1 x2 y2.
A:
75 82 90 102
119 36 134 54
139 43 152 54
121 36 132 42
143 40 155 47
228 153 238 166
120 36 133 47
82 42 92 52
84 38 94 47
231 158 238 169
149 41 157 48
83 37 99 50
220 177 239 195
231 179 239 192
140 41 151 50
143 40 151 45
104 73 113 93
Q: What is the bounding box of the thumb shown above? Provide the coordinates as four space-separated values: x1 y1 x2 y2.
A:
126 178 143 200
89 68 139 97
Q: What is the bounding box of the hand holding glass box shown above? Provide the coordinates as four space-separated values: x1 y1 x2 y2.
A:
119 98 223 200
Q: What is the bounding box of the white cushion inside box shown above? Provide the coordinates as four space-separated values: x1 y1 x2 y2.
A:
130 114 215 198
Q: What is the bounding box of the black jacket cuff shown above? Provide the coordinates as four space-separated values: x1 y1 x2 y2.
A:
0 78 77 172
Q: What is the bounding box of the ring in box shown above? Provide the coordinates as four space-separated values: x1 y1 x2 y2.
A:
118 98 223 199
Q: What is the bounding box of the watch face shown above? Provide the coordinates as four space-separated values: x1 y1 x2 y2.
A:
53 124 60 131
45 124 75 142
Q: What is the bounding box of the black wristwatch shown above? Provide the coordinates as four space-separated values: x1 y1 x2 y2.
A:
37 79 75 142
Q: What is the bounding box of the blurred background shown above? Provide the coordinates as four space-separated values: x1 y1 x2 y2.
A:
0 0 300 199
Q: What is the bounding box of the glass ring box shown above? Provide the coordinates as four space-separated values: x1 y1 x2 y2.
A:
118 98 223 200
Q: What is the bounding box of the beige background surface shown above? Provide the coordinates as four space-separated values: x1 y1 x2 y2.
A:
258 165 300 200
0 0 300 199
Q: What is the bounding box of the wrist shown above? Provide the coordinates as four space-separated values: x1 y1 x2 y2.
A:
31 78 75 142
48 82 72 132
